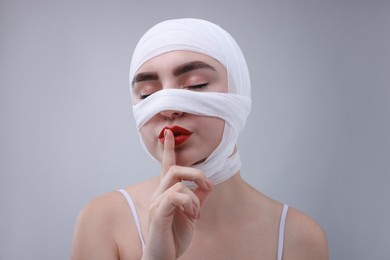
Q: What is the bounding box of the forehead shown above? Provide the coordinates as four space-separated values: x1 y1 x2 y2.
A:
135 50 226 75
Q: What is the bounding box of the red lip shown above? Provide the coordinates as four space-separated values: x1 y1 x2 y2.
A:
159 125 193 146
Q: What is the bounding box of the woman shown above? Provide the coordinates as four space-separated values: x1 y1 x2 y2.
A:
71 18 328 260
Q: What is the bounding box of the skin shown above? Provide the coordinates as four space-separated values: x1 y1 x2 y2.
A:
133 51 227 167
71 51 329 260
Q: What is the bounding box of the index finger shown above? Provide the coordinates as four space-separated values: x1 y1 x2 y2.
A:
161 129 176 175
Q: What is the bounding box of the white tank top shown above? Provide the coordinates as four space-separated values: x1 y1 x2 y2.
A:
118 189 289 260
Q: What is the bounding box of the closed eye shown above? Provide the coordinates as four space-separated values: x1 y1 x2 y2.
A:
185 83 208 90
139 93 152 99
139 94 151 99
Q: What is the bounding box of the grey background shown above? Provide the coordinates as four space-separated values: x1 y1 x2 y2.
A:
1 0 389 259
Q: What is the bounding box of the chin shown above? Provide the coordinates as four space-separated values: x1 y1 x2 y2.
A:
175 154 207 167
175 158 195 167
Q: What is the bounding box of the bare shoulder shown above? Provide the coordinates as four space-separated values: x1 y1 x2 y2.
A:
71 177 159 260
283 207 329 260
73 176 159 232
125 176 159 200
71 191 125 260
75 191 125 227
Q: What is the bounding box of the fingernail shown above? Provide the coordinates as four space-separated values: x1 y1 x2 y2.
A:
164 129 168 138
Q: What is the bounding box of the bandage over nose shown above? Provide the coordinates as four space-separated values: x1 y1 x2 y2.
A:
133 89 250 186
129 18 252 186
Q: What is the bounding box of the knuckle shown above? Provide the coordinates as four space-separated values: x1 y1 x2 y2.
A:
192 169 204 180
172 181 186 191
167 166 185 182
170 165 179 174
165 191 181 204
182 196 191 206
166 165 178 177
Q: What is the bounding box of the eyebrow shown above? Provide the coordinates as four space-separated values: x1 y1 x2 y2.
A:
173 60 216 76
131 72 159 86
131 60 216 87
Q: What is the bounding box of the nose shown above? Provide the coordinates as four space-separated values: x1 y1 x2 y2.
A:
159 110 184 120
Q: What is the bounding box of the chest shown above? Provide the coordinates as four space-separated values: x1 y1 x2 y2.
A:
178 224 280 260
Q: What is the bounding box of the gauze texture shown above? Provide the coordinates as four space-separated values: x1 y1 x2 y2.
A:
129 18 251 186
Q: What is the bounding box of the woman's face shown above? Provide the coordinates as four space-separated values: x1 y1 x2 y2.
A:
132 51 228 166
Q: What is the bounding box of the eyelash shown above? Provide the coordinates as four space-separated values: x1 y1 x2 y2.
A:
185 83 208 90
139 93 152 99
139 83 208 100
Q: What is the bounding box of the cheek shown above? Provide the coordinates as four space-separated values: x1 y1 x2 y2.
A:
213 120 225 145
139 124 158 152
198 117 225 146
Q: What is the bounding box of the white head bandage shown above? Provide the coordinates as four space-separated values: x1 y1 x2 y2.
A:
129 18 251 186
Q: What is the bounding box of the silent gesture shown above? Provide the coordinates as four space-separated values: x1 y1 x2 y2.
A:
142 129 213 260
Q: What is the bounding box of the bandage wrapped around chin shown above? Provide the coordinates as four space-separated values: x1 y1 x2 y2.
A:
129 18 251 187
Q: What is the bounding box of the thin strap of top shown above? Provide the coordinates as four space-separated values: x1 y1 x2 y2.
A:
118 189 288 259
117 189 145 251
277 204 289 260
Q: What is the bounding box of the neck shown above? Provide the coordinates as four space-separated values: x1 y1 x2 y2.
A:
196 172 257 229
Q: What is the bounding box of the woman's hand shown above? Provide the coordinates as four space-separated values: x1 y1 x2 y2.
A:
142 129 213 260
